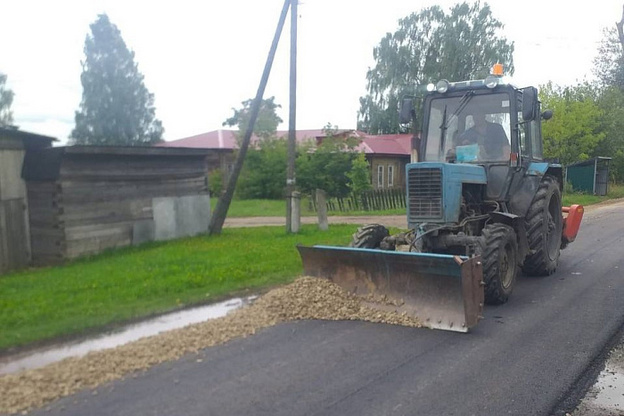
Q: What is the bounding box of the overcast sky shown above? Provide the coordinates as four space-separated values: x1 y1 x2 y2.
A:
1 0 622 144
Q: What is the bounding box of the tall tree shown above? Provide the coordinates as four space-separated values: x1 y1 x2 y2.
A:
296 125 360 198
236 138 288 199
221 97 284 199
593 26 624 89
223 96 283 140
358 1 514 134
595 86 624 182
71 14 163 145
0 73 15 127
539 82 604 166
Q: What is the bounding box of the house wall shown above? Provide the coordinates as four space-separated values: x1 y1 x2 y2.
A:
0 139 31 273
26 150 211 264
368 156 409 190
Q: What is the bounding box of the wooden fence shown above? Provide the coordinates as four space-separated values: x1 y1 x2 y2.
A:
309 188 406 213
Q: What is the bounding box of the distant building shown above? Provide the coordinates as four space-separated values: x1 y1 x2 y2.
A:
158 129 414 190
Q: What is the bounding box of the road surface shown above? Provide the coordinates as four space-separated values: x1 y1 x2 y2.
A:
28 201 624 416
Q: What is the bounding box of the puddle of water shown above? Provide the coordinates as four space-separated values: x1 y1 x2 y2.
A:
0 296 254 375
590 364 624 411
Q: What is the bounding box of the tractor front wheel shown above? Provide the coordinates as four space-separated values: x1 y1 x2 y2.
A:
479 223 519 305
349 224 389 248
522 175 563 276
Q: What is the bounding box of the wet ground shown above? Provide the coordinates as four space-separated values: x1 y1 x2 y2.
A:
574 339 624 415
0 296 254 376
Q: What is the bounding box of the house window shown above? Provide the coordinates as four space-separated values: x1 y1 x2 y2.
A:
387 165 394 188
377 165 384 189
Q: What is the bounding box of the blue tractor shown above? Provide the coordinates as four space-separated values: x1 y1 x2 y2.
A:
298 69 584 332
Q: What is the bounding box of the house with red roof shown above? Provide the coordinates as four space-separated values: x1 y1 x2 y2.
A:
358 133 414 190
157 129 414 191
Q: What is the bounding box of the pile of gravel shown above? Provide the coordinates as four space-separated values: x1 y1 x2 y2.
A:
0 277 422 414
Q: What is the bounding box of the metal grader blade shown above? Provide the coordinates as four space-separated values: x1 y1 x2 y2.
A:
297 245 484 333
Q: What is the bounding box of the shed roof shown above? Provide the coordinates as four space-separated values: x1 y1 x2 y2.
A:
566 156 612 168
22 145 218 181
157 129 366 150
0 126 56 150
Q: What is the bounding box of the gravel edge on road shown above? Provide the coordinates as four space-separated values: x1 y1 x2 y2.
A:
0 277 422 415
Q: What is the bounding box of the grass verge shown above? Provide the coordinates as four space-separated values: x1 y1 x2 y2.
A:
0 225 357 352
562 184 624 207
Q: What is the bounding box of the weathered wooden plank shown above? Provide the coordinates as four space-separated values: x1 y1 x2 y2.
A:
0 199 30 272
28 207 63 230
64 221 133 242
30 227 65 238
27 194 62 209
61 181 208 204
31 254 64 266
30 235 65 255
26 181 61 192
60 198 152 226
59 176 207 192
65 226 132 258
59 156 206 180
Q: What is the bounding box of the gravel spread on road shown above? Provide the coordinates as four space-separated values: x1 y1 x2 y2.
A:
0 277 422 415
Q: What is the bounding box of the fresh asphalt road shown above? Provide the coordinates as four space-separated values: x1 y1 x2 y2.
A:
31 202 624 416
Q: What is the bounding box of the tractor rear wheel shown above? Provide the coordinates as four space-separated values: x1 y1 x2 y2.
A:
522 175 562 276
349 224 389 248
479 223 518 305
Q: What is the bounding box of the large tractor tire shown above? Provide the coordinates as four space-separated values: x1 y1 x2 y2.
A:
522 175 563 276
349 224 389 248
479 223 519 305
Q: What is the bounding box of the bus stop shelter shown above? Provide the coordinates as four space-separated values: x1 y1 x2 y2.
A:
565 157 612 196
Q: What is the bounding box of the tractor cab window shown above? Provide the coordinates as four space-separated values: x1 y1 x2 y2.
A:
425 92 512 163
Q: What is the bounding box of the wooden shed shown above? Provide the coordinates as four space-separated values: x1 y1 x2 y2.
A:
0 128 55 273
23 146 214 265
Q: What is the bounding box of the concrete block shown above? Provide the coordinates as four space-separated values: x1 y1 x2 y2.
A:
152 195 210 241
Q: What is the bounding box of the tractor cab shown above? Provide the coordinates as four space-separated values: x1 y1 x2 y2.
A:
401 69 554 205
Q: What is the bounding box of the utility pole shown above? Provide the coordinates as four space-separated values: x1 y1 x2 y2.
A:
286 0 298 233
209 0 291 235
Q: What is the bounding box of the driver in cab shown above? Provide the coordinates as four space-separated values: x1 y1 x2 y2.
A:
457 111 510 161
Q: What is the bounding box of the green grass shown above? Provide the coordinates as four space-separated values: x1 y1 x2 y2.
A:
562 183 624 207
0 225 358 351
211 198 309 217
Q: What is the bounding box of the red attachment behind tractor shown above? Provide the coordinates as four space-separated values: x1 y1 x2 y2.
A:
562 205 584 245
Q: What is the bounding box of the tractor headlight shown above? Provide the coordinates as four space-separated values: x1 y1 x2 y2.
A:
436 79 450 93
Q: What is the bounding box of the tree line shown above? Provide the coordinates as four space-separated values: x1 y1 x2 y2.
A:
215 106 371 200
1 3 624 183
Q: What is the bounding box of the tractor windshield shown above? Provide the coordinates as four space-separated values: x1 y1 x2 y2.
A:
424 92 512 163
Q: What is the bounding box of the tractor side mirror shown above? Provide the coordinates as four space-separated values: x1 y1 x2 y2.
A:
542 109 553 120
399 98 414 124
522 86 538 121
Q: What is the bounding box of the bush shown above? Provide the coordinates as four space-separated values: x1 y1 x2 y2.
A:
209 168 224 196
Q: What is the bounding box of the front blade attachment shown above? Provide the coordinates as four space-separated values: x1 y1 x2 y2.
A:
297 245 484 333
